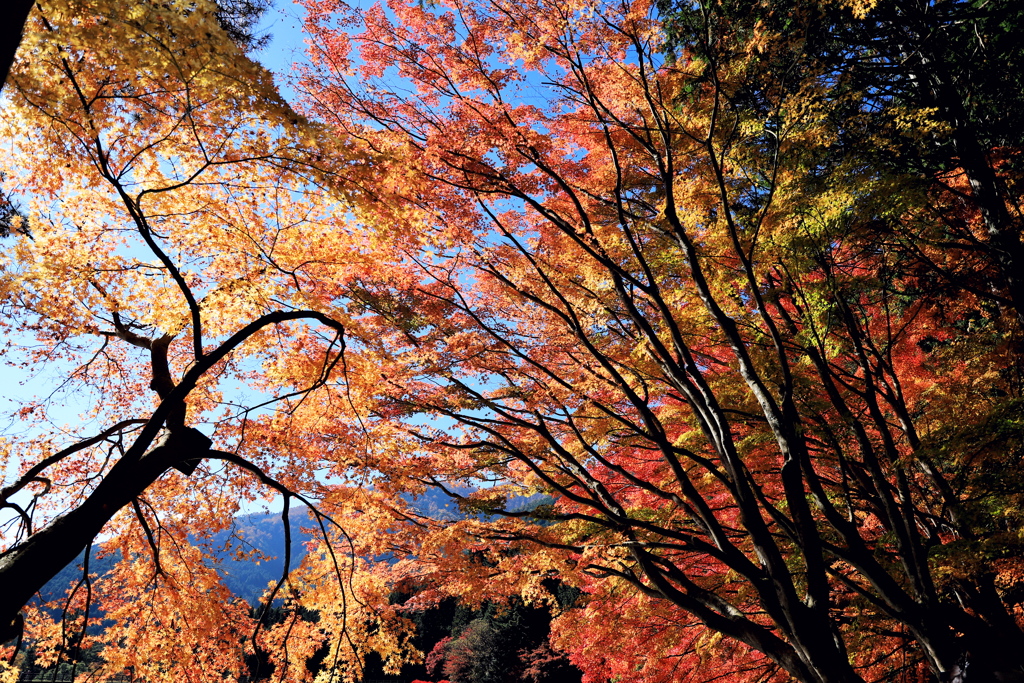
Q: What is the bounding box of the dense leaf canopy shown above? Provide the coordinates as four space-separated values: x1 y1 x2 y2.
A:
0 0 1022 681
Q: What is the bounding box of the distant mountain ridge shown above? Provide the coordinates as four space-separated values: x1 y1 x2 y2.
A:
40 487 553 604
39 506 317 606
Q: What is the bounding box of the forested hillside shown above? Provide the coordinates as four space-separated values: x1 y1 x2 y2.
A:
34 499 579 683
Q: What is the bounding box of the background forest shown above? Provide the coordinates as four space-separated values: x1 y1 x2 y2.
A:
21 500 582 683
1 0 1023 681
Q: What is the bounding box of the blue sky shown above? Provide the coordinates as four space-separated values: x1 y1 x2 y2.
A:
253 0 313 104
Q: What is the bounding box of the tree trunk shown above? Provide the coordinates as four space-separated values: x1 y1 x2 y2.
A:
0 0 34 92
0 427 212 642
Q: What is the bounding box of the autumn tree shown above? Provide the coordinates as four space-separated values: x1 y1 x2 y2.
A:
655 0 1024 325
0 1 410 680
291 0 1024 681
0 0 272 93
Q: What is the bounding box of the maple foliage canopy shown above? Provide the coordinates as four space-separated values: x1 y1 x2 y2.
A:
1 0 1024 682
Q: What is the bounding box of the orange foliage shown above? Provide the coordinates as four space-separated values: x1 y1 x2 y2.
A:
0 0 1022 681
